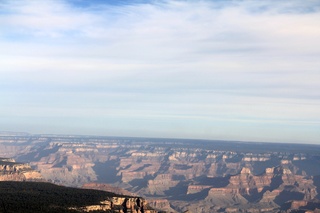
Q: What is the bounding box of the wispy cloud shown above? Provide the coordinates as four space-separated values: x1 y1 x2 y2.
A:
0 0 320 143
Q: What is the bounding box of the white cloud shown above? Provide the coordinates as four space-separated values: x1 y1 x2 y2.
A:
0 0 320 143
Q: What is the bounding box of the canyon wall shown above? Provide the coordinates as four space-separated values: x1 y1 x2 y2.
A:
70 197 157 213
0 158 43 181
1 135 320 212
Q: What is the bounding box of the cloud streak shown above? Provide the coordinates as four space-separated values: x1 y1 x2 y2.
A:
1 0 320 143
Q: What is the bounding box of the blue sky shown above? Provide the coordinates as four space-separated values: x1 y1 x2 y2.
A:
1 0 320 143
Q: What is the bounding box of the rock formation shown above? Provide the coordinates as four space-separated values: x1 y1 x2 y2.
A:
71 197 157 213
1 134 320 212
0 158 43 181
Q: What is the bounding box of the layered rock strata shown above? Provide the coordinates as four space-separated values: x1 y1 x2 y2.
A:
71 197 157 213
0 158 43 181
1 135 320 212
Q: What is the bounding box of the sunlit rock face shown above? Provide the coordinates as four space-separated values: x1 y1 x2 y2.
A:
1 134 320 212
0 158 43 181
71 197 157 213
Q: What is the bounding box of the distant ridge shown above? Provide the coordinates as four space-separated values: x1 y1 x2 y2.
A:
0 131 30 136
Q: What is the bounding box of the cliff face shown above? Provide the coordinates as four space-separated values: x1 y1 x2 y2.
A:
0 158 43 181
147 199 175 213
71 197 157 213
201 166 317 212
1 135 320 212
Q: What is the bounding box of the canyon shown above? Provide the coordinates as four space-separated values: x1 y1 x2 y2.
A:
1 133 320 212
0 157 43 181
0 158 158 213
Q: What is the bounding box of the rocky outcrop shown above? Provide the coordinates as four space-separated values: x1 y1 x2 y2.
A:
71 197 157 213
146 174 180 195
0 158 43 181
147 199 176 212
187 185 211 194
206 187 248 207
290 200 309 209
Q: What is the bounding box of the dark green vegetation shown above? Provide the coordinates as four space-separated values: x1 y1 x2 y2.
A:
0 181 123 213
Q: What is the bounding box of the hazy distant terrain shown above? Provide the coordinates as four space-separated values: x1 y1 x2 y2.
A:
1 134 320 212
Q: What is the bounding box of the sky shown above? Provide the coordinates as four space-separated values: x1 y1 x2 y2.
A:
1 0 320 144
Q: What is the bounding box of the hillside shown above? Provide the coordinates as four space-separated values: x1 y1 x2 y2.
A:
0 181 157 213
